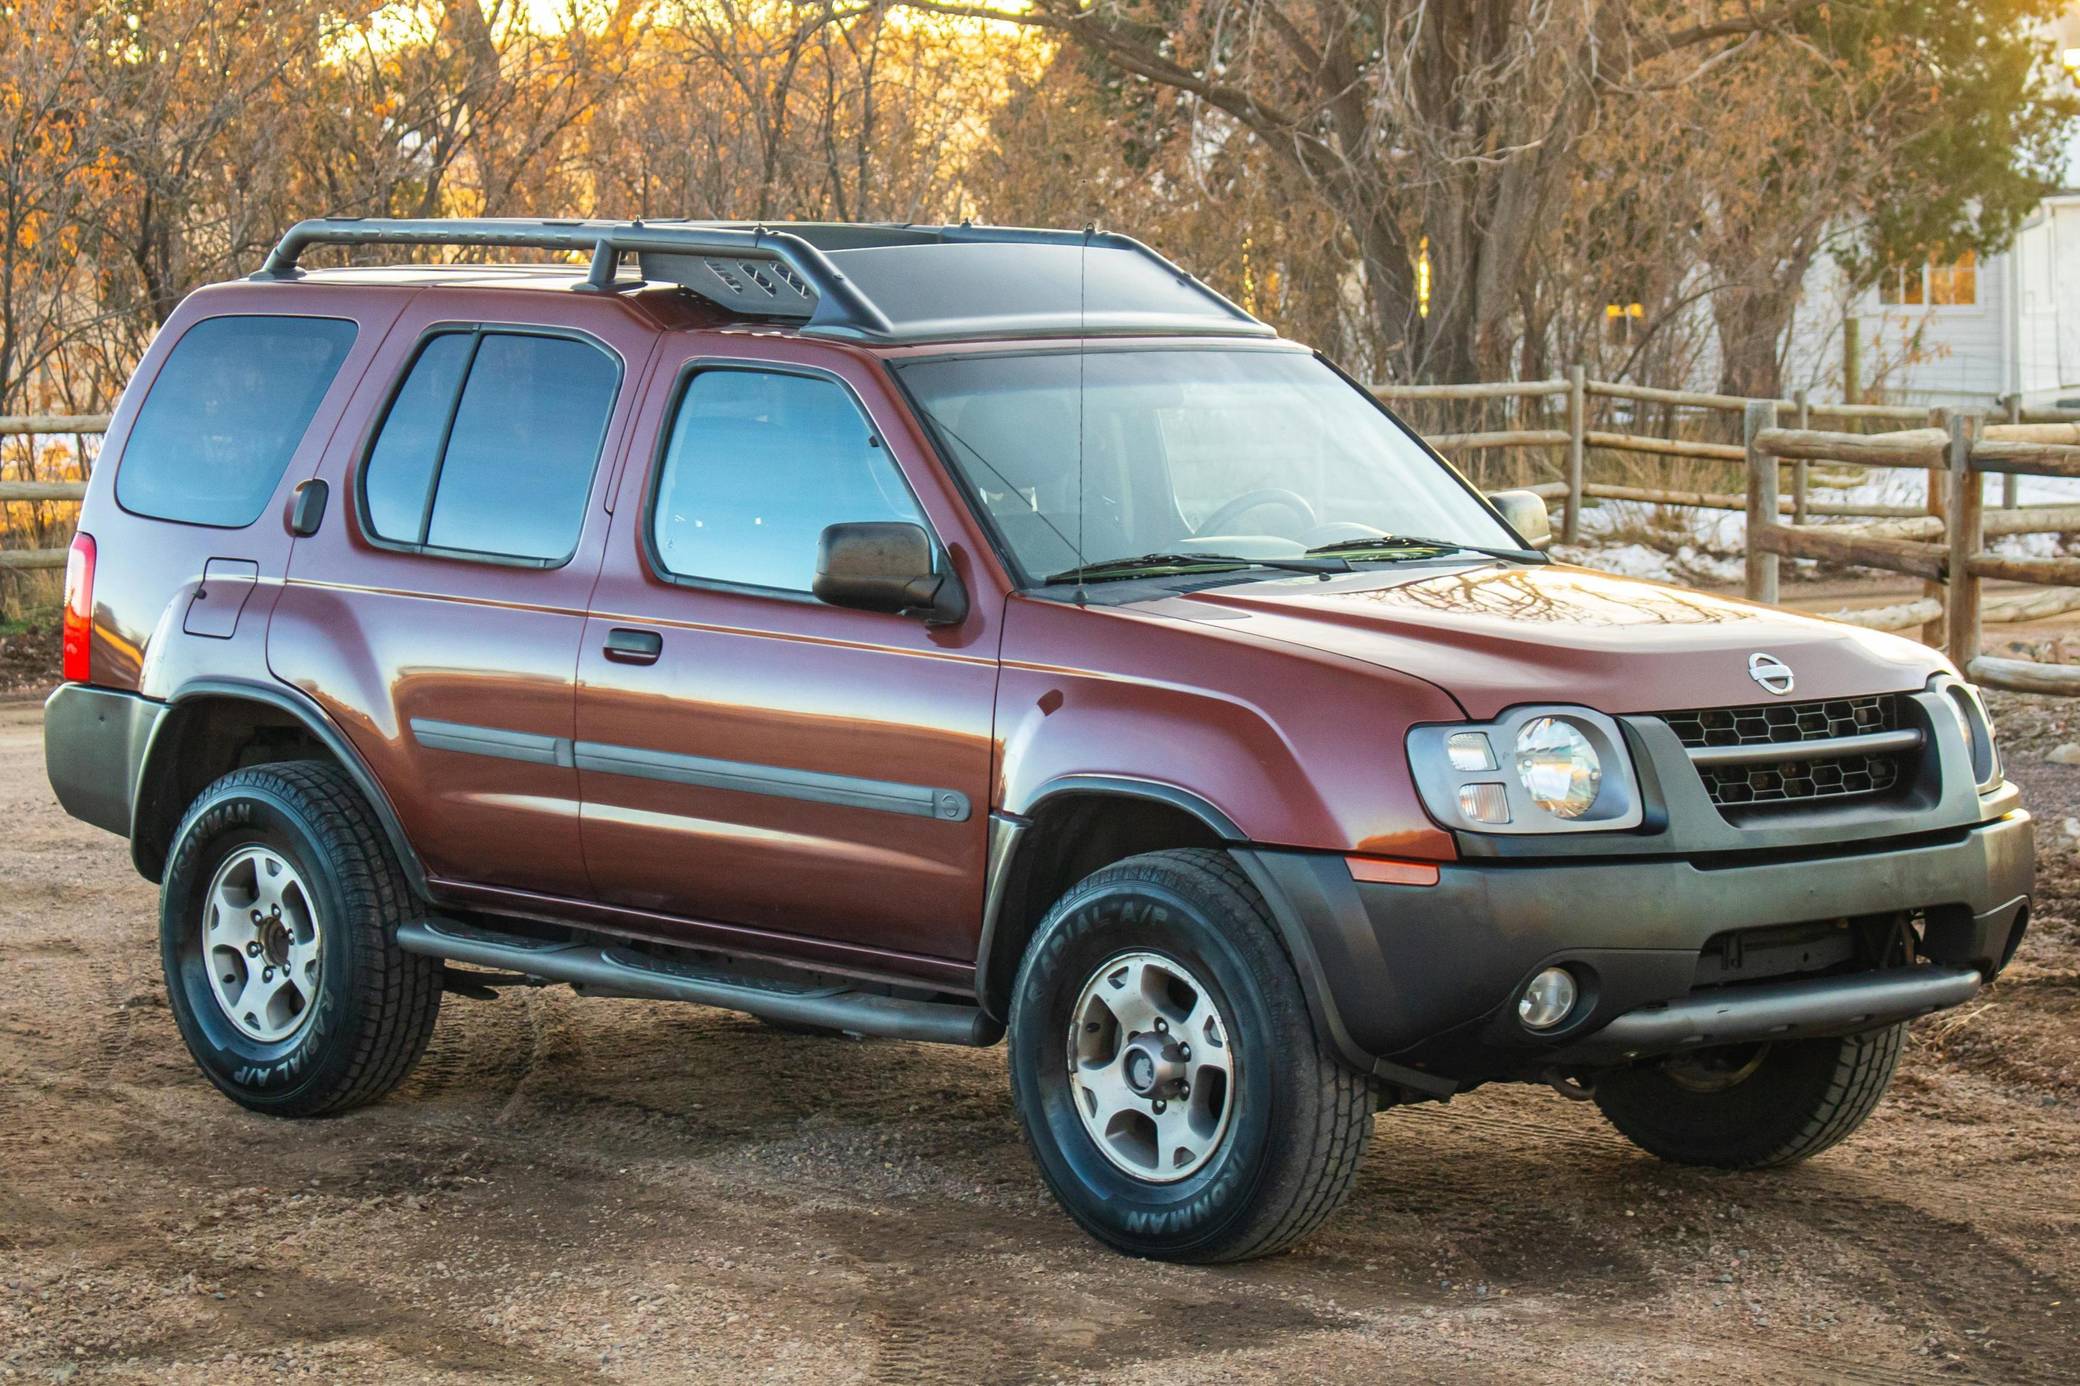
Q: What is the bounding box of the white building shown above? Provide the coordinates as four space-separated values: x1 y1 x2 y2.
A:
1781 17 2080 411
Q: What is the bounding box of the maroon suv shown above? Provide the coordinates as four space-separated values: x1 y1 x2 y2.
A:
45 217 2031 1262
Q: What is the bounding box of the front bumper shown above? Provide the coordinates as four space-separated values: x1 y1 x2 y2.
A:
1236 807 2032 1087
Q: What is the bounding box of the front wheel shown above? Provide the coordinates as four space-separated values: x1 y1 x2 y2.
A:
1593 1024 1904 1169
160 761 442 1117
1008 849 1373 1262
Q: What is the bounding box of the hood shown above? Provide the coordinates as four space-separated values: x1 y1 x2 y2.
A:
1150 561 1945 720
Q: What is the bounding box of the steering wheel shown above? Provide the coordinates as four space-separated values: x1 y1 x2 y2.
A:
1192 488 1318 539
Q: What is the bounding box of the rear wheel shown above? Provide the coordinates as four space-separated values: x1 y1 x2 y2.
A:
160 761 441 1116
1593 1024 1904 1169
1007 849 1372 1262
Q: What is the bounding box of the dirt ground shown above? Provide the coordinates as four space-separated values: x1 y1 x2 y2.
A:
5 653 2079 1382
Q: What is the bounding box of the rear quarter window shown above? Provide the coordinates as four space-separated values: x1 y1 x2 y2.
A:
114 315 358 528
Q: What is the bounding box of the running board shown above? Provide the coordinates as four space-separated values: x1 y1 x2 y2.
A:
395 919 1000 1046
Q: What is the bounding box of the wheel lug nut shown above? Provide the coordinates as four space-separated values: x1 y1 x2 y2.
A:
1151 1099 1166 1113
1155 1019 1168 1032
246 942 261 957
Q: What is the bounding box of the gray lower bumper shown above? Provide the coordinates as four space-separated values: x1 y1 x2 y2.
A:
44 683 163 838
1238 808 2032 1086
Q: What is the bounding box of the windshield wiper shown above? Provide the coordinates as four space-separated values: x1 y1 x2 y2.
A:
1304 534 1537 563
1044 551 1352 585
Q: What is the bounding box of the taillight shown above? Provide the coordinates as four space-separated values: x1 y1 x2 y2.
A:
61 531 94 683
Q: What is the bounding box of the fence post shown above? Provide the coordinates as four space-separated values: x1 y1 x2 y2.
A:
1564 363 1586 544
2002 393 2021 509
1792 388 1810 525
1946 412 1984 675
1842 315 1861 405
1744 400 1779 603
1922 408 1947 649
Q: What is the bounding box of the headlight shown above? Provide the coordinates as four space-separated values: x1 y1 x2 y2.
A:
1514 716 1601 818
1931 675 2001 791
1408 707 1642 835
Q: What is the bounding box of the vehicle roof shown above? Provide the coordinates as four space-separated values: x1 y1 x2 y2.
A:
248 217 1276 347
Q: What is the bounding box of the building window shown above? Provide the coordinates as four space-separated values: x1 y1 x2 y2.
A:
1603 301 1644 345
1879 250 1977 308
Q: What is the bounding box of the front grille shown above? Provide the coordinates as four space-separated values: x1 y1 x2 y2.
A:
1660 693 1913 807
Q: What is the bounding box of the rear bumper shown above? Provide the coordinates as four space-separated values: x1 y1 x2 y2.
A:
44 682 163 838
1237 808 2032 1087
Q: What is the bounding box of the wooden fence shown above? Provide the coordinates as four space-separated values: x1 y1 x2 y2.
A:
0 414 109 570
1368 371 2065 542
1744 410 2080 695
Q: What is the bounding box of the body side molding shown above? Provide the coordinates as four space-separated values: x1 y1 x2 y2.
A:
408 717 972 822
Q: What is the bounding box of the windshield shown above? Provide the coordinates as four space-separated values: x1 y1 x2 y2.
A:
894 347 1522 583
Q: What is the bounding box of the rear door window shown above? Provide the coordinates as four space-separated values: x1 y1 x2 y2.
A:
115 315 358 527
359 329 620 565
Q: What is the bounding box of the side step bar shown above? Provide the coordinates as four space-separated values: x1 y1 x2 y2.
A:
396 919 1000 1047
1553 964 1982 1065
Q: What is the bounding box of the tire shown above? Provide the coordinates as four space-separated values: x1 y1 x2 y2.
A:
159 760 441 1117
1594 1023 1904 1169
1007 848 1372 1263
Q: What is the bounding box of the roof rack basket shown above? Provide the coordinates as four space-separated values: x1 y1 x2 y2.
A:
252 216 1272 344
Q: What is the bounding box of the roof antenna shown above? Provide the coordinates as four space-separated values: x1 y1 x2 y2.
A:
1074 221 1093 609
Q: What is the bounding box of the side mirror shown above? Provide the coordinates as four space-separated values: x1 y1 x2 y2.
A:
1488 490 1552 552
814 522 968 625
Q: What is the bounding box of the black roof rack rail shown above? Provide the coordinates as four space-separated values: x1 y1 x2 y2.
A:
252 216 1274 344
254 216 894 338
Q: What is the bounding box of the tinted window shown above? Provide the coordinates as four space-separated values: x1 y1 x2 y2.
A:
360 331 618 562
116 316 357 527
650 370 924 592
362 333 472 542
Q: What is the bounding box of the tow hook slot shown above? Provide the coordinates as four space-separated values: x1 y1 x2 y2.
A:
1543 1069 1596 1101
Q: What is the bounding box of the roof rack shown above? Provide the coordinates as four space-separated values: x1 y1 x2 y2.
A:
252 216 1275 345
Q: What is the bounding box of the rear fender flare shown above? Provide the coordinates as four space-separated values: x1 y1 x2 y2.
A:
131 677 429 899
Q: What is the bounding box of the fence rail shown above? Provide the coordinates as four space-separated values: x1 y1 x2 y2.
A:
0 416 101 570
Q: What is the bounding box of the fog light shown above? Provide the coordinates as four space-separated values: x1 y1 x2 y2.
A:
1518 967 1578 1030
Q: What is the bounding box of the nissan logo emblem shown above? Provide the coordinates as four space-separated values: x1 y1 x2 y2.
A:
1748 652 1795 696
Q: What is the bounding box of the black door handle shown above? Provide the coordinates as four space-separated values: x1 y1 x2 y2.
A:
603 627 663 665
289 479 328 537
